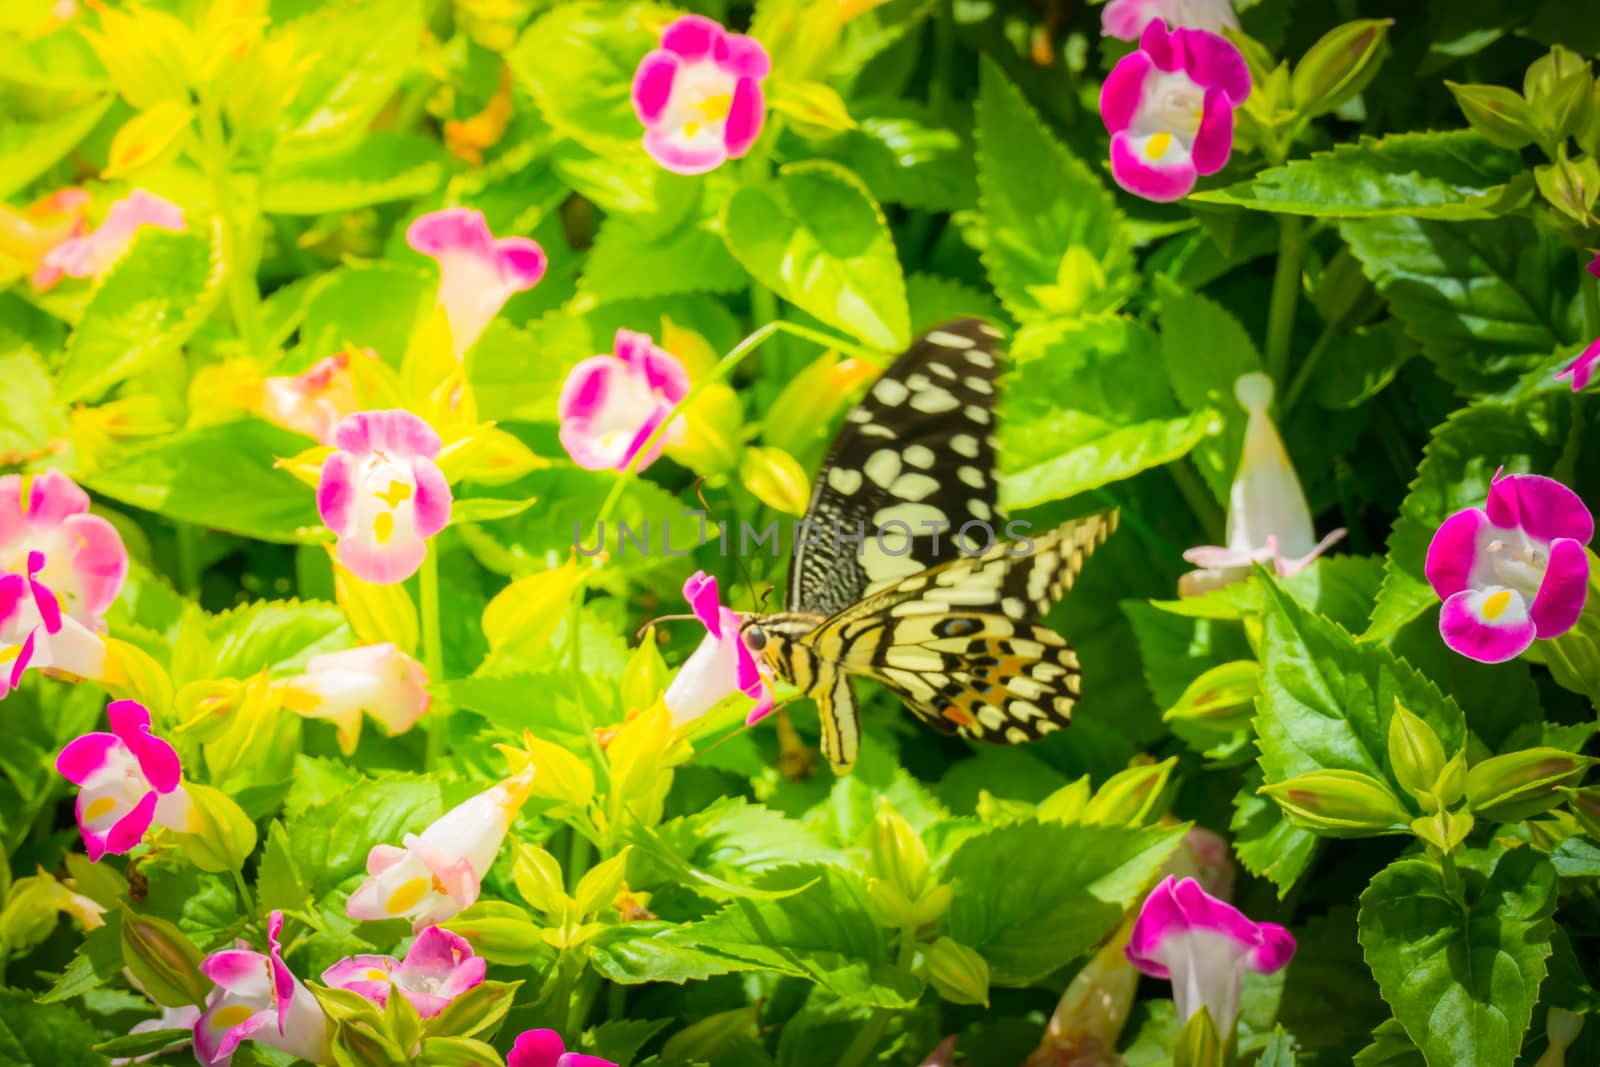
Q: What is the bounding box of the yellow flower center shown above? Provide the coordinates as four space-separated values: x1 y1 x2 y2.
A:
385 876 430 916
83 796 117 822
365 967 391 982
210 1004 255 1030
1145 131 1173 161
1481 589 1513 620
376 479 413 508
697 93 732 122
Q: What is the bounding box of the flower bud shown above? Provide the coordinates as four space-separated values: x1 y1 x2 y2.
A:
1524 46 1595 143
1446 81 1545 150
1410 808 1474 853
1434 750 1468 809
926 937 991 1007
1567 786 1600 839
120 907 209 1008
512 843 570 917
1037 776 1092 824
1466 748 1597 823
868 802 932 900
0 872 67 956
1535 156 1600 225
1291 19 1392 119
864 878 918 929
419 1037 507 1066
426 979 521 1041
437 425 549 486
1163 662 1258 736
740 445 812 518
1387 700 1447 807
444 901 547 966
174 782 257 874
1082 758 1175 828
502 733 595 814
1260 769 1410 836
574 848 631 919
622 635 671 713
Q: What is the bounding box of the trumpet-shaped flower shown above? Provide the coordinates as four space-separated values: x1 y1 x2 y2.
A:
662 571 772 726
1102 0 1239 39
195 912 331 1067
1126 875 1295 1036
35 189 184 290
1100 21 1250 202
632 15 770 175
559 329 690 472
407 208 547 357
322 926 485 1018
317 411 452 585
55 699 194 861
347 767 538 930
1180 374 1345 596
280 643 430 755
1425 471 1593 663
508 1029 617 1067
260 350 367 445
1555 338 1600 393
0 471 127 627
1 551 107 698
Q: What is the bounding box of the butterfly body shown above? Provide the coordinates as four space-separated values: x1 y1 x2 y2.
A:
741 319 1116 774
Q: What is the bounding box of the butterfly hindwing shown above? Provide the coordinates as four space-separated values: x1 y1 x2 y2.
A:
787 318 1003 619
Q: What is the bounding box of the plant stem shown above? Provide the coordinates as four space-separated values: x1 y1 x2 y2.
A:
420 544 448 769
838 927 919 1067
1264 216 1305 389
564 826 592 895
197 98 267 357
231 867 256 921
1281 325 1335 415
1437 846 1462 903
1170 460 1226 545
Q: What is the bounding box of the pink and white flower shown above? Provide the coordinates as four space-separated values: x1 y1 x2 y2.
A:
317 411 452 585
1180 374 1344 596
1425 471 1593 663
35 189 184 290
112 1004 202 1065
508 1029 617 1067
631 15 770 175
195 911 332 1067
322 926 485 1018
1100 20 1250 202
280 643 430 755
1101 0 1239 39
406 208 547 358
347 767 538 930
260 350 367 445
1555 337 1600 393
559 329 690 473
0 188 88 286
55 700 194 861
662 571 772 726
0 471 127 628
1126 875 1295 1036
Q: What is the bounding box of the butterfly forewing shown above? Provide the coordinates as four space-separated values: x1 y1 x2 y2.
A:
787 318 1003 619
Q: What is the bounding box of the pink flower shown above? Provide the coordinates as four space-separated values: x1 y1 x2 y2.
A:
662 571 772 726
35 189 184 290
280 643 430 755
260 350 366 445
317 411 452 584
0 188 88 285
195 912 332 1067
508 1029 617 1067
347 767 537 930
1555 337 1600 393
0 471 127 628
631 15 770 175
1180 374 1344 596
1102 0 1239 39
55 699 194 861
321 926 486 1018
1425 471 1593 663
1100 21 1250 202
1126 875 1295 1035
406 208 546 357
558 329 690 472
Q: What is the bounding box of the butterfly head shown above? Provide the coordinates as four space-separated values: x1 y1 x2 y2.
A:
738 612 824 687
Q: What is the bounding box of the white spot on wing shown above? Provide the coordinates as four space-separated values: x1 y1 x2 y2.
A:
910 387 959 414
865 449 901 487
903 445 935 468
873 378 910 405
890 472 941 501
951 434 980 458
828 467 863 495
928 330 975 349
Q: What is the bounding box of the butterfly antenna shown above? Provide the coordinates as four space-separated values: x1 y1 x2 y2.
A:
691 476 763 613
634 613 699 641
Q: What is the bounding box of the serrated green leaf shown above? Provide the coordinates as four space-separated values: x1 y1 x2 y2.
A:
822 103 976 213
286 774 441 896
277 0 423 147
0 96 112 200
581 187 746 302
205 598 350 678
0 346 66 458
1231 767 1318 896
0 990 109 1064
264 133 450 214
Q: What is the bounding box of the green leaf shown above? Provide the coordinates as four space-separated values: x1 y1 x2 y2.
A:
263 133 449 214
590 922 754 985
0 990 108 1064
975 57 1130 322
0 96 112 200
298 262 432 363
1190 132 1526 220
581 182 746 302
1358 849 1556 1067
1256 578 1467 805
1341 214 1580 395
1354 1019 1427 1067
57 225 224 403
206 598 350 678
0 346 67 458
85 418 325 543
943 820 1187 985
277 0 423 147
722 160 910 350
286 773 441 896
1231 768 1318 896
1366 394 1569 640
998 316 1218 509
822 103 977 213
93 1027 193 1059
469 315 593 424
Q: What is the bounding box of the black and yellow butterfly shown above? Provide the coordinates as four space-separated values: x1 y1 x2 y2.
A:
739 318 1116 774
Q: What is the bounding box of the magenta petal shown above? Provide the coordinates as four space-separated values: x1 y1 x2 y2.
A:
407 208 495 260
724 78 765 158
1425 507 1490 600
1174 27 1251 103
558 357 619 423
1439 588 1537 663
336 410 442 460
508 1028 568 1067
632 51 679 124
1100 51 1152 135
402 926 474 976
56 732 121 785
194 1002 270 1067
24 469 91 522
557 1056 620 1067
1588 253 1600 280
337 533 426 585
1110 131 1198 202
1139 19 1179 70
132 731 182 794
61 513 128 617
642 127 727 175
1486 473 1594 546
103 790 158 855
107 699 151 743
721 34 771 80
1248 922 1297 974
683 571 723 636
660 14 722 60
1189 88 1235 175
202 949 268 989
9 628 37 691
318 451 357 536
411 458 452 539
1555 339 1600 392
1530 537 1590 638
1126 876 1181 978
494 238 547 290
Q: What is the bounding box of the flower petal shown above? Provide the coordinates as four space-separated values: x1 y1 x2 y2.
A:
1110 130 1198 202
1189 87 1235 176
508 1029 569 1067
1425 507 1490 600
336 528 428 585
317 451 358 536
1486 472 1594 547
55 732 121 785
1554 337 1600 392
631 51 679 125
407 208 495 261
660 14 722 61
335 410 443 460
410 457 452 539
1439 587 1536 663
1099 51 1152 135
725 77 765 158
1530 537 1590 638
102 789 158 856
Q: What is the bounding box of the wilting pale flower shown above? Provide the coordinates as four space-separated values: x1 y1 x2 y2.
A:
1425 471 1593 663
406 208 546 357
0 188 88 285
662 571 772 726
260 350 368 445
280 643 430 755
558 329 689 473
1180 374 1344 596
1100 21 1250 202
1126 875 1295 1036
322 926 485 1018
1 551 108 698
631 15 770 175
317 411 452 584
508 1029 617 1067
1555 338 1600 393
35 189 184 289
195 912 332 1067
55 699 195 861
112 1004 201 1065
347 767 537 930
0 471 127 627
1102 0 1239 39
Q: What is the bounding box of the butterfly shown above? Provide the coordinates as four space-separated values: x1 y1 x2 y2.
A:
739 318 1117 774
